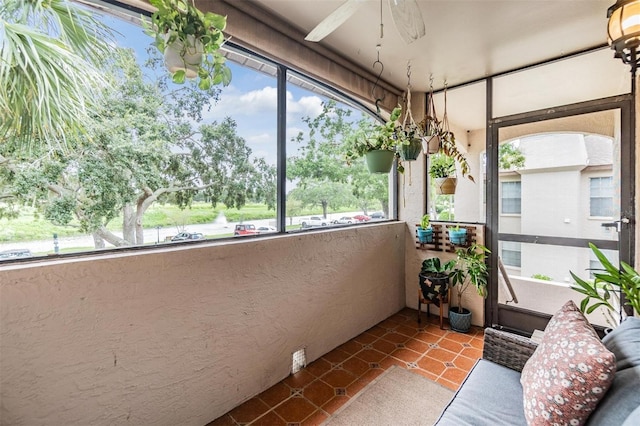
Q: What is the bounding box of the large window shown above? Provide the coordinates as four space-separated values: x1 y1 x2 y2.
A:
590 176 614 218
0 7 391 262
501 181 521 214
285 72 390 230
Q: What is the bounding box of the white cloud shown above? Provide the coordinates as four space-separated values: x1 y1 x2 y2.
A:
286 126 305 141
247 133 273 145
203 86 278 121
204 86 325 125
287 95 323 117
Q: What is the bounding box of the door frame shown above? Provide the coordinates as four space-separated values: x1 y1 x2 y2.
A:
486 93 636 334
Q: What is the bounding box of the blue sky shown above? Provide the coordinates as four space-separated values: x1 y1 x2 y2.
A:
103 14 331 165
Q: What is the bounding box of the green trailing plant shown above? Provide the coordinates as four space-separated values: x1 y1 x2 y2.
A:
438 132 473 181
428 153 456 179
449 243 490 313
345 106 401 162
145 0 231 89
344 105 429 173
570 243 640 324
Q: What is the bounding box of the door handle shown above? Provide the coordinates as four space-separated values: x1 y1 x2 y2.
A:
601 218 630 232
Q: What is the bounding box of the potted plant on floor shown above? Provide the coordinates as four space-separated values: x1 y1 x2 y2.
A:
345 106 402 174
416 214 433 243
449 243 490 332
570 242 640 328
145 0 232 89
419 257 456 307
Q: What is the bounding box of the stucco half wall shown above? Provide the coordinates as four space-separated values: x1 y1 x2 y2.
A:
0 222 406 425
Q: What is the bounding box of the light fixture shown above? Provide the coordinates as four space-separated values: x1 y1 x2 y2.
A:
608 0 640 72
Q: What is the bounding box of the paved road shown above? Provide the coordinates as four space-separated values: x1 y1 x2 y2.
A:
0 212 372 255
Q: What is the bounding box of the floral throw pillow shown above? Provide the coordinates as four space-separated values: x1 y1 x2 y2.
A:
520 300 616 425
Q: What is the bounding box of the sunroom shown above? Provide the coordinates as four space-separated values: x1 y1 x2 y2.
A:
0 0 638 425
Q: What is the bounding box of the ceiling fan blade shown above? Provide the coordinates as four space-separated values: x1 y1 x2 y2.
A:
389 0 426 44
305 0 367 42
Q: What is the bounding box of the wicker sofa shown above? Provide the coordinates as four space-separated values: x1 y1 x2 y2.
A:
435 317 640 425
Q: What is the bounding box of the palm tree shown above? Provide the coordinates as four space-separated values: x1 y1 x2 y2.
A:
0 0 116 152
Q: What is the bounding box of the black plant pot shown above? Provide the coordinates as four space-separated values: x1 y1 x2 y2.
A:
418 272 449 307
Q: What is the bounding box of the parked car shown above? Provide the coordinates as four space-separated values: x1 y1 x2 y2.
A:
257 226 277 233
0 249 33 260
171 232 204 241
301 216 330 228
234 224 259 236
353 214 371 222
333 216 354 224
370 211 385 219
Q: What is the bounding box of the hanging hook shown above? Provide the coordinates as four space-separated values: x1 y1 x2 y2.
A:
371 44 385 114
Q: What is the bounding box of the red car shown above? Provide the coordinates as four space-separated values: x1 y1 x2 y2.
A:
353 214 371 222
234 224 259 236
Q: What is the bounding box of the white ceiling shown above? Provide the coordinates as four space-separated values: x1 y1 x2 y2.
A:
252 0 631 130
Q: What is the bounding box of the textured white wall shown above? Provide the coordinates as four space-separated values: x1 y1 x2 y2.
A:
0 223 406 425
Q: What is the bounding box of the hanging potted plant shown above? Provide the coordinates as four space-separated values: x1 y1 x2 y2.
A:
145 0 232 89
419 79 441 155
448 244 490 332
396 122 423 162
429 153 457 195
396 65 424 163
416 214 433 243
436 83 474 182
345 106 402 174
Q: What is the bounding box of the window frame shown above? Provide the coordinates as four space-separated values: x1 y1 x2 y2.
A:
0 9 397 264
588 176 614 219
500 181 522 215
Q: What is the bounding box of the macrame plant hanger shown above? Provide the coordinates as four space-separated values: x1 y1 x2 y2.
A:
401 61 416 187
421 75 441 155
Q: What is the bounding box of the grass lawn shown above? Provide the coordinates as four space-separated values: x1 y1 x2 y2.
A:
0 203 357 243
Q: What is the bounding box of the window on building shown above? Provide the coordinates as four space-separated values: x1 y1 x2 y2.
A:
590 176 613 217
501 241 522 267
501 181 521 214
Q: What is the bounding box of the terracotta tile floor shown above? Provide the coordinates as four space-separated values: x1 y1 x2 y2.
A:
208 307 484 426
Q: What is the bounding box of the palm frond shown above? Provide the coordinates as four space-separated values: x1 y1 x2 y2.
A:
0 0 116 152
